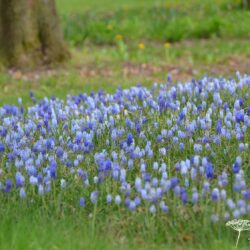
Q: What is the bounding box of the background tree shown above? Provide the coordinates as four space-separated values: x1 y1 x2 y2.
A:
241 0 250 8
0 0 70 68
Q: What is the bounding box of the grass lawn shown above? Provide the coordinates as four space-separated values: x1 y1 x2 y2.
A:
1 1 250 105
1 37 250 106
1 202 249 250
1 0 250 105
0 1 250 250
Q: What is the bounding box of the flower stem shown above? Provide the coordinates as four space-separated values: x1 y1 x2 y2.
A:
235 230 241 248
92 201 97 237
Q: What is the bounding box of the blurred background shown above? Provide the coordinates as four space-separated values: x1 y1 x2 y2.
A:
0 0 249 104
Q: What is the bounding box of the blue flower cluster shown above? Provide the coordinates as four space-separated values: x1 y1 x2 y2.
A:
0 73 250 222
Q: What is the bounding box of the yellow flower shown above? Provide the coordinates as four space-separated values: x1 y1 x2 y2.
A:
164 42 171 49
115 34 123 41
123 5 129 11
106 24 113 30
138 43 145 49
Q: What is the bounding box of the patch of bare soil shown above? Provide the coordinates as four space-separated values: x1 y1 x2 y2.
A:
211 56 250 75
6 55 250 83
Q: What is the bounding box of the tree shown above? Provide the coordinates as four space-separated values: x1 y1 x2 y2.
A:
241 0 250 8
0 0 70 68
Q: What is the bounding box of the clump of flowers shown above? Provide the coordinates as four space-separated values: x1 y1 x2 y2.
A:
0 73 249 224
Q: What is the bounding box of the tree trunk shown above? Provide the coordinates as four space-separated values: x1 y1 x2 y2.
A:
241 0 250 8
0 0 70 68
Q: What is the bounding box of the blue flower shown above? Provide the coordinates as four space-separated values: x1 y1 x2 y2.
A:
235 111 244 123
56 147 64 158
149 204 156 214
232 162 240 174
244 189 250 200
216 120 222 134
170 177 179 188
233 209 240 219
179 143 184 151
181 191 188 205
128 200 136 211
15 172 25 188
49 159 57 179
115 195 121 205
192 191 199 204
38 185 44 195
106 194 112 204
79 197 85 207
210 214 219 223
205 162 213 179
232 157 242 174
127 133 133 145
211 188 220 202
4 179 12 193
0 143 5 153
90 191 98 204
160 201 169 213
19 188 26 199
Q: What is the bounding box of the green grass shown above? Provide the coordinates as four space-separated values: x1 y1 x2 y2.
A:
56 0 157 14
1 0 250 106
0 1 250 249
57 0 250 46
0 0 249 105
1 201 250 250
1 38 250 106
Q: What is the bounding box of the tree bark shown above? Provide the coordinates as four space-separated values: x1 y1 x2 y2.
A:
241 0 250 8
0 0 70 68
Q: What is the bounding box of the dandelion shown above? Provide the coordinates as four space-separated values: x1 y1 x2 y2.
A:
138 43 145 49
115 34 123 41
164 42 171 49
106 24 113 30
226 219 250 247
